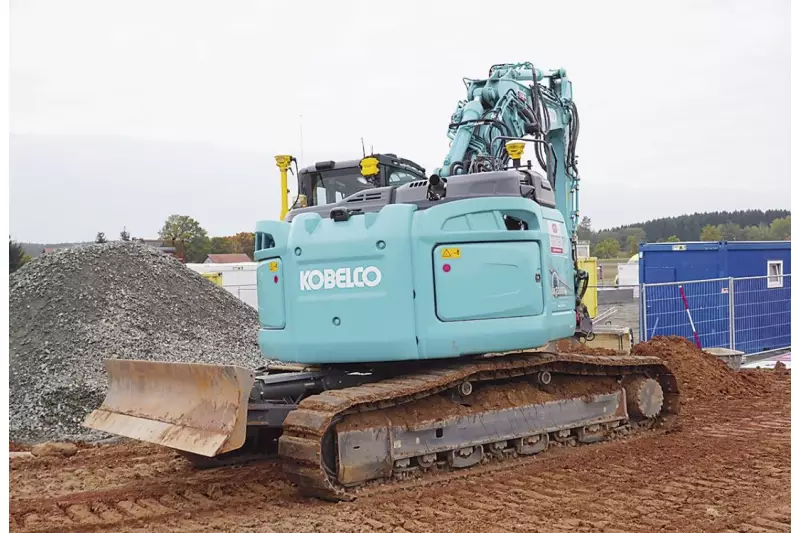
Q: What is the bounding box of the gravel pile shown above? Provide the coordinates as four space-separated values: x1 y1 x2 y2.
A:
10 242 265 444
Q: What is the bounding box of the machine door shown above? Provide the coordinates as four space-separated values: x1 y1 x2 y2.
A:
433 241 544 322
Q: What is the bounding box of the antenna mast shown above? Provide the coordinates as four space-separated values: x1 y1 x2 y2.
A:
299 114 305 167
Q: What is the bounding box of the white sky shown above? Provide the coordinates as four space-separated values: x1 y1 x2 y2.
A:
9 0 791 242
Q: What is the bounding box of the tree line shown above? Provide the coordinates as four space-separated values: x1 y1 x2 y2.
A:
154 214 254 263
10 215 256 274
90 215 256 263
13 209 790 272
607 209 789 242
577 210 791 259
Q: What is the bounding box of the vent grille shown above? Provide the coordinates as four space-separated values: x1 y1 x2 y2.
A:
346 191 384 203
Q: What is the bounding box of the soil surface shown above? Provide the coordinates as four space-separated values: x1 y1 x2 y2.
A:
10 338 791 533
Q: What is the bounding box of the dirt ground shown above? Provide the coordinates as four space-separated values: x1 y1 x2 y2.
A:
9 341 791 533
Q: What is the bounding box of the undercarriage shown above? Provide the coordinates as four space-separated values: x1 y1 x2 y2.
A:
179 351 680 501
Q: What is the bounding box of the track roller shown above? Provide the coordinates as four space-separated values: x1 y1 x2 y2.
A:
514 433 548 455
448 446 483 468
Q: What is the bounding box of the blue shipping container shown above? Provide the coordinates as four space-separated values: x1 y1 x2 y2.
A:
639 241 790 353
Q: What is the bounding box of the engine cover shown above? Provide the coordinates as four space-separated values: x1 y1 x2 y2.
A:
254 196 576 364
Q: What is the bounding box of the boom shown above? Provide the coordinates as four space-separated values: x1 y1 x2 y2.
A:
434 62 581 238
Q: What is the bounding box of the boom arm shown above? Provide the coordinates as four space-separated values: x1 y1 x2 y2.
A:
434 62 581 237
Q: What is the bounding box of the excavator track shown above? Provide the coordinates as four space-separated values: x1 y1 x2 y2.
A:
279 351 680 501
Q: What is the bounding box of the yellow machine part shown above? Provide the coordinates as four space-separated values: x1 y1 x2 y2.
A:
360 156 380 177
275 155 293 221
578 257 598 318
201 272 223 287
83 360 254 457
505 140 525 160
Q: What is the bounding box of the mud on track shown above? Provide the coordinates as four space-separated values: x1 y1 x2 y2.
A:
10 368 790 533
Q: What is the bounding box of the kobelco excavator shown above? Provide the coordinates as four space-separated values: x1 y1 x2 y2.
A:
85 62 679 501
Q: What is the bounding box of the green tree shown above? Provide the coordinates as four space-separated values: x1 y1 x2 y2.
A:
719 223 743 241
210 236 233 254
577 216 593 242
9 239 30 274
699 225 722 241
743 224 772 241
770 216 791 240
625 235 639 254
95 232 107 244
621 227 646 243
159 214 211 262
119 227 131 241
666 235 680 242
594 238 621 259
229 232 255 259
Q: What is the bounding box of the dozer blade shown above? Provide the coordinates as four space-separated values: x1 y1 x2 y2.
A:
83 359 255 457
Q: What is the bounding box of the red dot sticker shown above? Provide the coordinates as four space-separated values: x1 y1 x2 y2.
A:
443 264 451 273
273 276 279 283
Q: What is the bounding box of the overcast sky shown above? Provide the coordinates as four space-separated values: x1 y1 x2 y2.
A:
10 0 790 242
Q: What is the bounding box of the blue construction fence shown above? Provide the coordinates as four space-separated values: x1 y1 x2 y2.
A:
639 274 791 354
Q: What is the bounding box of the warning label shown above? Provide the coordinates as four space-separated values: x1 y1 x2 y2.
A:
441 248 461 259
548 222 565 254
269 261 279 272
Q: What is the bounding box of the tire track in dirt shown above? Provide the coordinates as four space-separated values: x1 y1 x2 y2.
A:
11 450 188 499
10 457 297 532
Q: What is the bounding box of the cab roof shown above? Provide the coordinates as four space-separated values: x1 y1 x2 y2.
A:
298 153 425 175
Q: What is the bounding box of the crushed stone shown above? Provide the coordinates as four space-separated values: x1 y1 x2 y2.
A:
10 242 265 444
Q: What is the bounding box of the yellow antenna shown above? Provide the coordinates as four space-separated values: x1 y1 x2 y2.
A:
275 155 293 221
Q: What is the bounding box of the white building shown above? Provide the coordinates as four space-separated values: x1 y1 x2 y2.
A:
185 262 258 309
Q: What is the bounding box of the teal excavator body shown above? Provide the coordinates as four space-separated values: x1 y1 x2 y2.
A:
255 62 587 364
255 195 575 364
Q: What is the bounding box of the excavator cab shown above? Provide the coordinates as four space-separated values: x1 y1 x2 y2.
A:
289 154 426 215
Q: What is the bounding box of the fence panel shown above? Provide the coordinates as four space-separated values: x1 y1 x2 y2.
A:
640 274 792 355
732 275 791 354
640 278 731 349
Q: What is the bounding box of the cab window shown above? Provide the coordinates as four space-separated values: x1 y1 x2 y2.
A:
314 184 345 206
388 170 418 185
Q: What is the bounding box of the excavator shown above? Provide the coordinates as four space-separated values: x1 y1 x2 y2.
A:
85 62 679 501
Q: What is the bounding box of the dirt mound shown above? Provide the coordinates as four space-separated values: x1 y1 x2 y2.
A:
9 242 266 444
631 336 770 402
737 366 791 399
